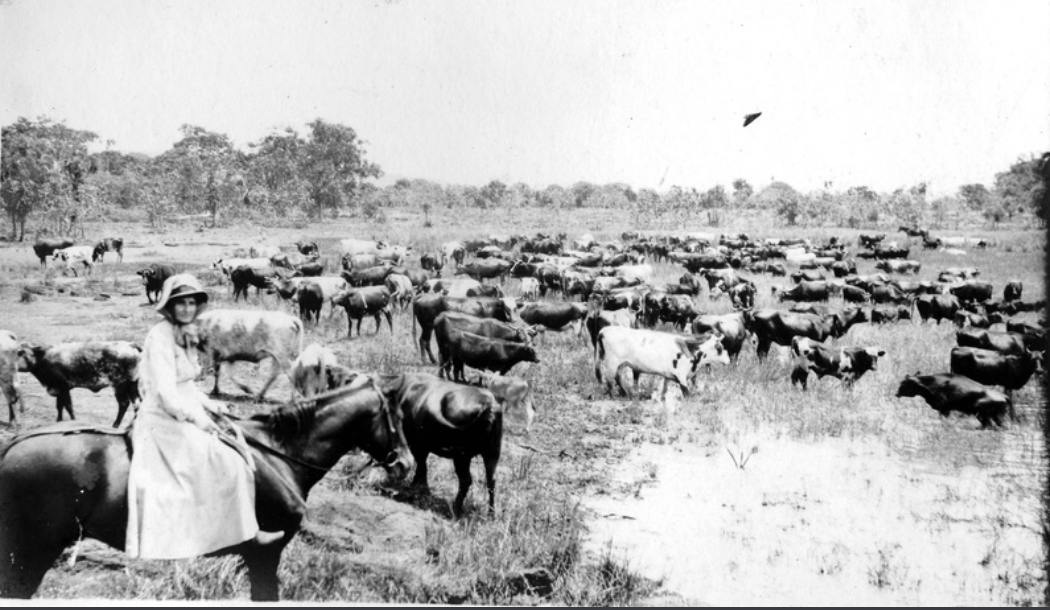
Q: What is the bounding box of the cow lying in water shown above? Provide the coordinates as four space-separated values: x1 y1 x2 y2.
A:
595 327 729 400
15 341 142 427
789 337 885 390
375 372 503 517
896 373 1013 428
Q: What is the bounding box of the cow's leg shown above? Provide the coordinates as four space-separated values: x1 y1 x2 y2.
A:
452 455 474 518
383 309 393 334
112 387 131 428
254 357 283 401
421 328 437 364
483 444 500 516
56 390 74 421
410 450 430 490
3 383 21 423
372 313 382 334
211 358 223 396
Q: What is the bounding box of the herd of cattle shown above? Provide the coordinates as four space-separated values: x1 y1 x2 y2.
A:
1 226 1046 513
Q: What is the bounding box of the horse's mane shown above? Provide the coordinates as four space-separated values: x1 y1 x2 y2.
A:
250 379 380 443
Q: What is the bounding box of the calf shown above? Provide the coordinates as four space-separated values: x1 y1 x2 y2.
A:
950 346 1039 398
444 329 540 383
16 341 141 427
289 343 355 398
196 309 304 401
91 237 124 263
595 327 729 400
32 238 74 267
1 330 23 423
897 373 1012 429
137 263 177 305
333 286 393 337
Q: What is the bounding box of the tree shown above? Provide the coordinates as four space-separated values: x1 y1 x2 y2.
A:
994 155 1046 221
246 127 310 216
569 181 597 207
958 183 992 212
700 185 728 209
732 178 753 207
481 180 508 206
1 117 97 240
300 119 382 221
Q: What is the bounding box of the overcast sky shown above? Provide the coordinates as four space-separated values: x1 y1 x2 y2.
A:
2 0 1047 196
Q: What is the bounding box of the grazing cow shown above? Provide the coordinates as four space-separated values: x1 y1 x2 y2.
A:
195 309 304 401
91 237 124 263
295 241 319 256
230 265 280 302
292 261 325 277
441 241 466 270
333 286 393 337
745 309 842 359
842 285 870 304
956 328 1031 357
339 238 386 257
413 294 517 363
519 277 540 301
915 294 960 324
871 304 911 324
873 245 910 260
342 265 396 287
950 346 1039 399
289 343 354 398
482 374 535 434
434 312 539 378
791 269 826 284
374 245 412 266
858 234 886 248
938 267 980 282
875 259 921 274
211 256 272 277
376 372 502 517
953 310 992 329
691 312 750 361
790 337 885 390
614 264 653 285
658 295 704 330
922 234 941 250
53 246 95 276
269 276 349 317
384 273 415 312
1 330 23 423
595 327 729 399
443 330 540 383
1003 281 1023 302
773 280 829 303
271 251 318 269
136 263 177 305
421 252 443 275
896 373 1012 429
949 280 993 305
585 308 639 348
15 341 141 427
871 284 911 305
32 238 74 267
419 278 483 298
455 259 512 283
517 301 590 335
296 281 325 325
343 253 381 271
466 285 505 298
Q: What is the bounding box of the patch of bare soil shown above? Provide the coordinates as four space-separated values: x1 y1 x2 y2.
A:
586 429 1047 606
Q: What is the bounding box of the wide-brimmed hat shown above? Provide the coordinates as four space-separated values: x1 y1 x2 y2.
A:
155 274 210 317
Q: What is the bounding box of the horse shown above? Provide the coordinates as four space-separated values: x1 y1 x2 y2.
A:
0 376 414 601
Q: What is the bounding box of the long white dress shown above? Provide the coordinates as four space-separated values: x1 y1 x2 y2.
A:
126 320 259 559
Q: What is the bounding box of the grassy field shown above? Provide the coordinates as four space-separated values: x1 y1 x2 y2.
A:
0 206 1046 604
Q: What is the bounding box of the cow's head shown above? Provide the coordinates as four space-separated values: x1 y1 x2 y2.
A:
136 268 155 284
895 373 925 398
15 342 43 372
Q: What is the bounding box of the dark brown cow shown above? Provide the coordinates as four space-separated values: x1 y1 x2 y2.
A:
231 265 280 302
745 309 841 359
297 281 325 325
376 372 503 517
91 237 124 263
454 259 512 283
773 280 829 303
333 286 393 337
1003 281 1023 302
897 373 1012 428
915 294 960 324
517 302 590 335
956 328 1031 357
412 295 516 363
691 312 750 361
31 238 74 267
434 312 538 379
950 346 1039 398
443 329 539 383
16 341 141 427
136 263 177 305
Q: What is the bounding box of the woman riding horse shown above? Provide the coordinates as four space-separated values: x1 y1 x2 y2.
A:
127 273 284 558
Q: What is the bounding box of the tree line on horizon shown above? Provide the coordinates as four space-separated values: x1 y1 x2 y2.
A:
2 116 1047 240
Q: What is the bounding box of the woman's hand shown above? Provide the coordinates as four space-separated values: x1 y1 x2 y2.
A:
202 397 229 416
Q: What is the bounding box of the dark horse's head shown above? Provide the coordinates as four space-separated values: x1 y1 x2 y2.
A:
254 375 414 482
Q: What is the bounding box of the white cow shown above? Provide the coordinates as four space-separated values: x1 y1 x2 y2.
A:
289 343 358 398
53 246 95 276
250 245 282 258
595 326 729 400
519 277 540 301
614 263 653 285
196 310 304 401
441 241 466 270
339 238 386 256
